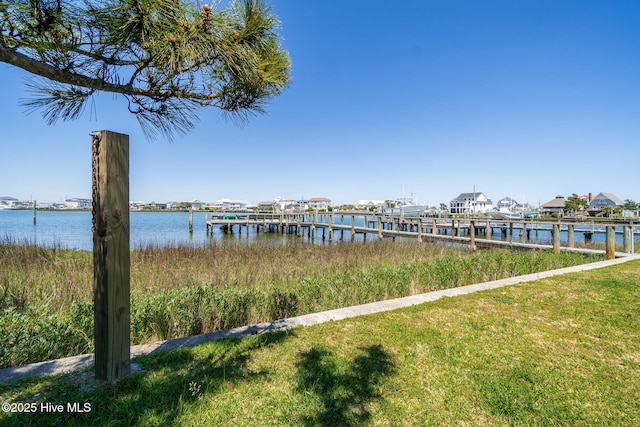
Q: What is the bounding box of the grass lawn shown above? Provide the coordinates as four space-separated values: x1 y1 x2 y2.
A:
1 259 639 426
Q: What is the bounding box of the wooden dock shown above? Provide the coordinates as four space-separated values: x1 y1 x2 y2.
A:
205 212 638 259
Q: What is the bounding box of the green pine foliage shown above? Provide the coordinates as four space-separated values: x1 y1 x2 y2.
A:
0 0 291 139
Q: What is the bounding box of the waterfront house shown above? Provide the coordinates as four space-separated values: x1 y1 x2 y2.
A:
149 202 168 210
450 192 493 214
541 196 566 216
211 199 250 211
588 192 623 212
258 201 277 211
272 197 296 212
356 200 386 211
294 199 309 211
309 197 331 211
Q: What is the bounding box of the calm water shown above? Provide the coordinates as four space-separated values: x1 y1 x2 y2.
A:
0 210 636 251
0 210 366 251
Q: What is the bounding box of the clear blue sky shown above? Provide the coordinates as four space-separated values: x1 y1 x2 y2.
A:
1 0 639 207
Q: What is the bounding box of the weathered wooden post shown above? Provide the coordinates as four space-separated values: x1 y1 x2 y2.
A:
91 130 130 381
567 224 574 248
552 223 560 253
606 226 615 259
189 206 193 234
328 214 333 241
623 225 632 254
509 221 513 245
470 220 476 251
33 200 37 225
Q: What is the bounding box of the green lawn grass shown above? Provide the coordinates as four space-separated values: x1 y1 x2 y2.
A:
1 259 638 426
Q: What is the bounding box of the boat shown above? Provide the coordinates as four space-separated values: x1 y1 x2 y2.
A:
486 210 522 220
383 197 428 218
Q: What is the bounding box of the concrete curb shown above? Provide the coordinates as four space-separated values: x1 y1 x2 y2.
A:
2 254 639 384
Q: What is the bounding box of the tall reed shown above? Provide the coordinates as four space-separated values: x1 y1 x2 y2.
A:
0 238 602 368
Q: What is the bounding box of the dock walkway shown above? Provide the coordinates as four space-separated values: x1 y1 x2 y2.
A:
206 212 638 258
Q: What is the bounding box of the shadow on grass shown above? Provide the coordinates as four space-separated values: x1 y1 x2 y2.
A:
295 343 395 426
0 330 293 427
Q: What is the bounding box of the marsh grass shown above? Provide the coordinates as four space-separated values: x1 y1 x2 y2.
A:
0 239 602 368
1 260 638 426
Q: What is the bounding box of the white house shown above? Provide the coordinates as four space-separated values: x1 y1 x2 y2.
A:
272 197 296 211
588 192 623 211
294 199 309 211
211 199 249 210
356 200 386 211
450 192 493 214
189 199 203 210
308 197 331 211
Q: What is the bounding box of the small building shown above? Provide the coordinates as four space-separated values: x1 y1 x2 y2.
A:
541 196 566 215
450 192 493 214
149 202 168 210
257 201 277 211
211 199 249 211
65 198 92 209
588 192 623 211
355 200 386 211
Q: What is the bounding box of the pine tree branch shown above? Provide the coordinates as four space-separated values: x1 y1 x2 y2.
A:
0 44 224 102
0 0 290 139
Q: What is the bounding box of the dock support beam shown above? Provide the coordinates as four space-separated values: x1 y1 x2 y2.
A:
470 221 476 251
623 225 632 254
509 222 513 245
567 225 574 248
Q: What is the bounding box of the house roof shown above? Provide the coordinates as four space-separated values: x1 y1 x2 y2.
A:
451 192 487 201
591 192 624 206
542 196 566 208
